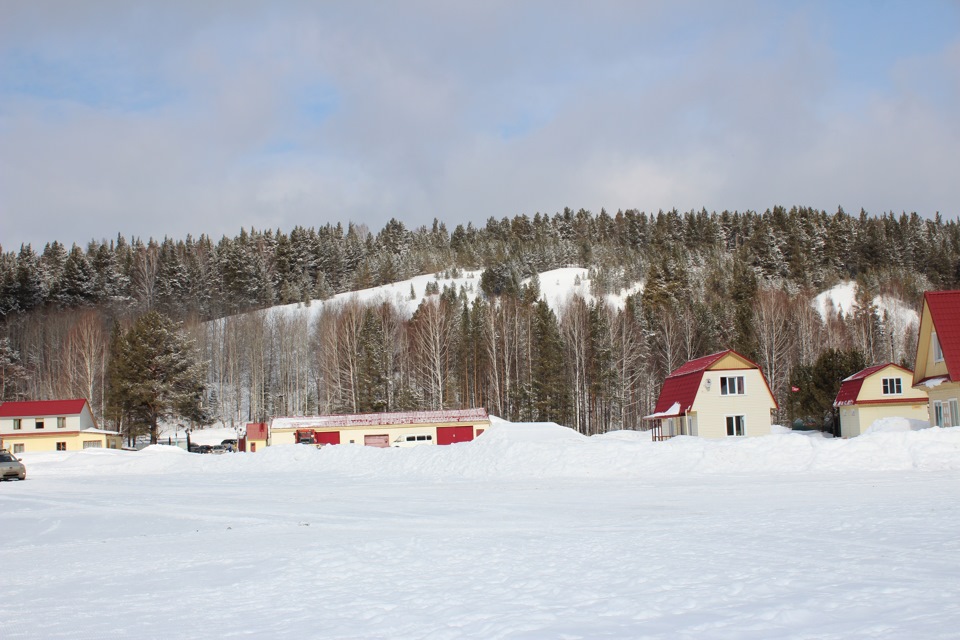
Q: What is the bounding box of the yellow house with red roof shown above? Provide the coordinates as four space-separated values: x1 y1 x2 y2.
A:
643 350 778 439
270 408 490 447
834 363 928 438
0 399 121 453
913 290 960 427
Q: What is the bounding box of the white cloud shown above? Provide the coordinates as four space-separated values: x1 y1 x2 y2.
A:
1 2 958 250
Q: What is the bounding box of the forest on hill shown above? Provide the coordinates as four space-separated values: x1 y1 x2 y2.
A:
2 206 959 440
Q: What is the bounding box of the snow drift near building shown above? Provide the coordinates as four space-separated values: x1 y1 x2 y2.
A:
21 421 960 480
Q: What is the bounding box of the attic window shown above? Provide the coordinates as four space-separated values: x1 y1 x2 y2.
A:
933 333 944 363
720 376 745 396
882 378 902 395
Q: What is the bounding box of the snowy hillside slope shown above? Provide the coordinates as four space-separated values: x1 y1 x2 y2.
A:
255 270 915 333
263 266 642 321
812 280 919 327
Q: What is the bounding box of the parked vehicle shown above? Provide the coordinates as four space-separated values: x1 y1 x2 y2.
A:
295 429 317 445
221 439 237 451
0 450 26 481
392 434 435 447
209 445 227 455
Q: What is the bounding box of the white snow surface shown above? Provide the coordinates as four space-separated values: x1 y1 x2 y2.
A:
261 266 642 323
864 416 932 434
4 422 960 638
812 280 919 328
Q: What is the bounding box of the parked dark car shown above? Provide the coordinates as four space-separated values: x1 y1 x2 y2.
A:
0 450 26 481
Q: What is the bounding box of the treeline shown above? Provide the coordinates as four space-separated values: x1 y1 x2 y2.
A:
1 206 958 437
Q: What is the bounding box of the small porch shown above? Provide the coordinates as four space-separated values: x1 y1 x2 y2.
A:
642 410 696 442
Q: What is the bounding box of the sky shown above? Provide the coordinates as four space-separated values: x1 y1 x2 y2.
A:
1 1 959 250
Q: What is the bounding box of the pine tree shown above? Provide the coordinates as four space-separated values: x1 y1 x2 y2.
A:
108 311 208 443
15 244 45 312
530 300 568 423
154 239 188 316
59 245 97 307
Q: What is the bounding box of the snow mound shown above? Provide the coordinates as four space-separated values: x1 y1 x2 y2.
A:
478 421 587 443
865 416 931 434
592 429 653 442
22 423 960 480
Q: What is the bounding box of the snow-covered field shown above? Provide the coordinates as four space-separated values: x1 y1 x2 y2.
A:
3 423 960 639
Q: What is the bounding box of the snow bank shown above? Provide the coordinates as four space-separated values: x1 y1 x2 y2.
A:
865 416 931 434
21 421 960 480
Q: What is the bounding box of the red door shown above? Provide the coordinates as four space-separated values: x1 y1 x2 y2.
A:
316 431 341 445
436 426 474 445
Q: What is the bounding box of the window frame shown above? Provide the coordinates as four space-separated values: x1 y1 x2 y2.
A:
881 378 903 395
13 418 21 430
55 442 67 451
35 419 44 430
933 333 944 363
13 443 24 454
725 415 746 437
720 375 746 396
950 399 959 429
57 416 66 429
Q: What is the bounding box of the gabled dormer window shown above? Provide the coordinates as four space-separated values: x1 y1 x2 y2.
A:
881 378 902 395
933 333 944 363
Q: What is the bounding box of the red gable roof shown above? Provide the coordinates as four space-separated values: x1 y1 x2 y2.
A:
245 423 268 439
834 363 911 407
925 290 960 382
650 350 764 417
0 399 88 418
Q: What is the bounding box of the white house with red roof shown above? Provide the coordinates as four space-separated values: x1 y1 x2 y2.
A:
912 290 960 428
834 363 928 438
0 399 121 453
643 350 778 439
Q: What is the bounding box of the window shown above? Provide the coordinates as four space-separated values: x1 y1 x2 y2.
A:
82 440 102 449
933 401 944 427
13 444 24 454
951 400 960 429
57 416 66 429
36 419 44 430
13 418 21 430
56 442 67 451
882 378 903 395
720 376 745 396
726 415 745 436
933 334 944 363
